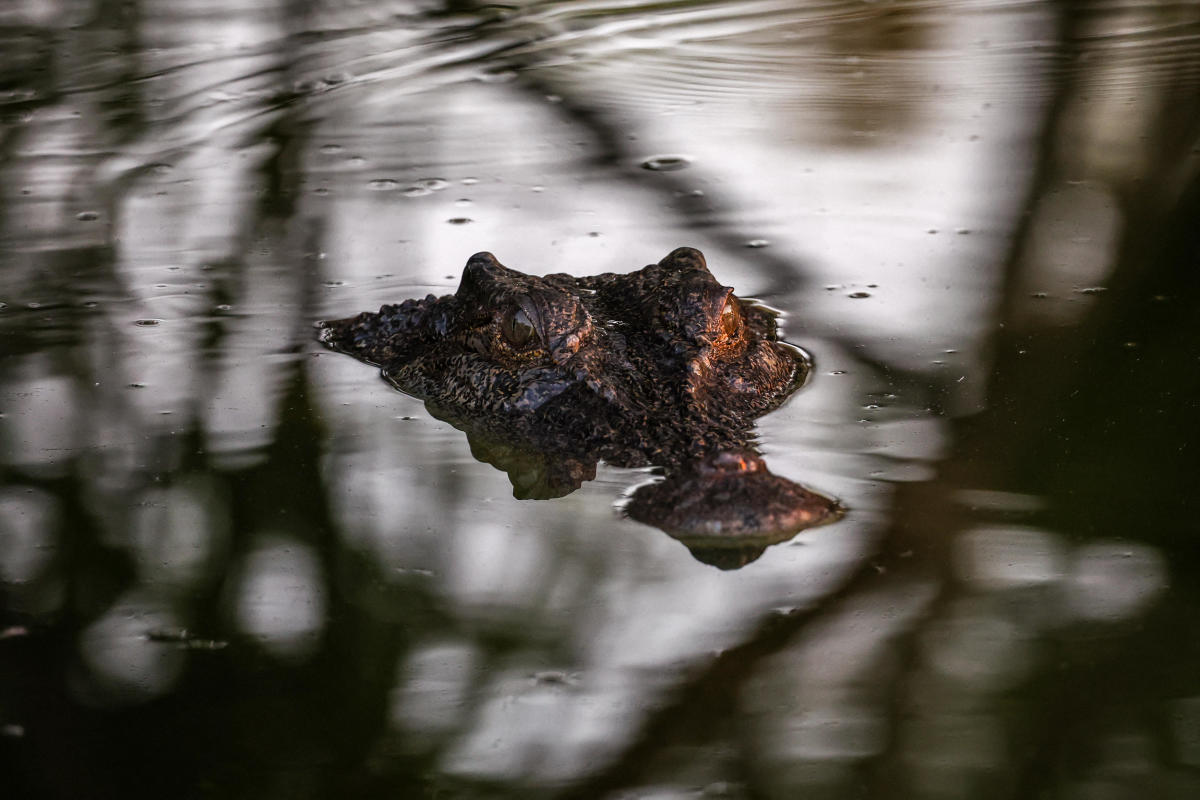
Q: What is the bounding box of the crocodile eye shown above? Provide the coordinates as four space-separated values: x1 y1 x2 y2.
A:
501 306 538 349
720 297 741 337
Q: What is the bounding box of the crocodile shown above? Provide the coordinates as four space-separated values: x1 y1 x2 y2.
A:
318 247 841 568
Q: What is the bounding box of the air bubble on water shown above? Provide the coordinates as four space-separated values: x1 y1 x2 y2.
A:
480 69 518 84
454 198 472 207
405 178 448 197
134 318 162 326
76 211 99 221
128 383 146 389
446 217 473 225
461 177 479 185
533 670 576 686
640 155 692 172
1075 286 1107 295
745 239 769 249
848 291 871 299
415 178 448 192
319 144 343 154
216 304 232 312
394 566 434 577
368 179 399 191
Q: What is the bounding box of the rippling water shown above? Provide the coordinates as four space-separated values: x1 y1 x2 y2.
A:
2 0 1200 797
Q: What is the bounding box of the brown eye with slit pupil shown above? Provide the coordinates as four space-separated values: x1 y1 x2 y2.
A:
502 306 537 348
720 298 741 337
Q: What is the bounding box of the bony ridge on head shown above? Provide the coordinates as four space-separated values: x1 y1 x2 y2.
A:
458 252 505 294
659 247 708 272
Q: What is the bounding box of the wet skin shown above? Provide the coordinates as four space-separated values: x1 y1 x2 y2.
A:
319 247 841 568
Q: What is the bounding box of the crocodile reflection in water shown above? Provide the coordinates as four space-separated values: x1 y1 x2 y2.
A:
318 247 842 569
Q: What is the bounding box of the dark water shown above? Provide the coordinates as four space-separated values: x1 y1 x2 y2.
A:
2 0 1200 797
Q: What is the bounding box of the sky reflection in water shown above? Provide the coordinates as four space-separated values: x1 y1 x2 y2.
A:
1 0 1199 797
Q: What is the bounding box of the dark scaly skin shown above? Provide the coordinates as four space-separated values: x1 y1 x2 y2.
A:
319 247 842 568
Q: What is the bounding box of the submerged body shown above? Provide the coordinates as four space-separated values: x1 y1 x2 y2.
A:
319 247 840 567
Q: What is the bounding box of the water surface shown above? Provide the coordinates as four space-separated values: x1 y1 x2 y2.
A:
2 1 1200 797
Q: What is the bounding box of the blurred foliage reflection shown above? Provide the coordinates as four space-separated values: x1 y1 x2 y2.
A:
1 0 1199 798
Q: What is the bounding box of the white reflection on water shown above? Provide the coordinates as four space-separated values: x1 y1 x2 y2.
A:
0 357 77 478
921 599 1033 691
444 517 561 615
0 0 1195 793
1065 542 1167 624
954 525 1067 591
1016 183 1122 327
901 713 1007 792
860 416 950 482
0 486 58 587
231 534 327 660
131 475 230 592
390 640 480 745
442 667 582 781
200 251 306 469
778 707 889 761
742 577 936 795
75 591 186 706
